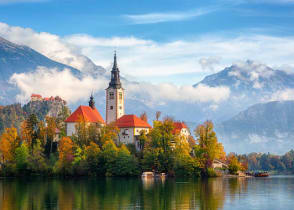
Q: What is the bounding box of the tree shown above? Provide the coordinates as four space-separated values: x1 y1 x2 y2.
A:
45 116 57 157
26 114 39 151
140 112 148 123
85 142 101 173
28 140 47 173
58 137 74 173
98 123 119 147
194 121 225 168
102 140 118 176
155 111 161 121
143 118 175 173
15 143 29 171
0 128 20 162
228 154 241 174
111 144 139 176
138 130 148 152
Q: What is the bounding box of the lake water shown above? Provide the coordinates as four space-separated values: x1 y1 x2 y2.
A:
0 176 293 210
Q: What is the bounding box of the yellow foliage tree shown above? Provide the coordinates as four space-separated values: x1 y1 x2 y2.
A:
58 137 74 164
0 128 19 162
194 121 226 168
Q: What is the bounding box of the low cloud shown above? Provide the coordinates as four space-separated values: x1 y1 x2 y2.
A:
9 67 230 106
271 89 294 101
126 83 230 106
9 67 108 103
124 8 214 24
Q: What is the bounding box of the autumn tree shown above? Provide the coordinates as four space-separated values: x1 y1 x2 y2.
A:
44 116 57 157
97 123 119 147
143 118 175 173
194 121 226 169
58 137 74 173
140 112 148 123
155 111 161 121
227 153 241 174
0 128 20 162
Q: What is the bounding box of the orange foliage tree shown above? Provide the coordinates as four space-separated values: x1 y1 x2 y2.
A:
58 137 74 165
0 128 20 162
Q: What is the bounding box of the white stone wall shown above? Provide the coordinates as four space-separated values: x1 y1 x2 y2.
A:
106 87 124 124
180 128 190 138
117 127 150 151
118 127 135 144
66 122 76 136
134 128 150 135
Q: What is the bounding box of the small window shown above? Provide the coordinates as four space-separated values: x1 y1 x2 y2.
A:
110 106 113 110
119 106 122 110
119 93 123 100
109 92 114 99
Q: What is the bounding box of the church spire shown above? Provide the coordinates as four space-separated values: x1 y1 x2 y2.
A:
108 51 122 89
89 93 95 109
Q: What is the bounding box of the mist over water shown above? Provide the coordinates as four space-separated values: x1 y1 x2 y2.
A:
0 176 293 210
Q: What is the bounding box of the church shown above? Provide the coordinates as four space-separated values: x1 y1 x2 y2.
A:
65 52 152 147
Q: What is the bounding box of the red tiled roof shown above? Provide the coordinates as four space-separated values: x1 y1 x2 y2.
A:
31 94 42 98
65 105 105 124
116 115 152 128
173 122 188 134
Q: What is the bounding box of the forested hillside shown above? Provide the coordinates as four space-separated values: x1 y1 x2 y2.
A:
0 99 70 134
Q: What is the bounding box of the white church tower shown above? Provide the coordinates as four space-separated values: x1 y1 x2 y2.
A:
106 52 125 124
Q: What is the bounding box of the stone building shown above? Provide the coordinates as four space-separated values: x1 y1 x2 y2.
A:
116 114 152 150
106 52 125 124
173 122 190 139
65 95 105 136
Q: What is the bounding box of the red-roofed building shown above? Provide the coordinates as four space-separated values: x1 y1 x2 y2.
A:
31 94 42 101
65 95 105 136
116 114 151 150
173 122 190 139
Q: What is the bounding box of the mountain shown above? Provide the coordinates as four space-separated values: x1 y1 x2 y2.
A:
0 37 81 80
195 60 294 94
216 100 294 154
193 60 294 121
0 37 85 105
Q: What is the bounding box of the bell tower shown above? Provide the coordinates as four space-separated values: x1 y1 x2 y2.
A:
106 52 125 124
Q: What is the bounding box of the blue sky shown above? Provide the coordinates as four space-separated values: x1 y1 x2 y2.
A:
1 0 294 86
1 0 294 40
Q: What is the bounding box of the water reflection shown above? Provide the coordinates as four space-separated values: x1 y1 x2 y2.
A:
0 176 293 210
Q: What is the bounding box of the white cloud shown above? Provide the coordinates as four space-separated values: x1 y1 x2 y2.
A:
2 22 294 84
271 89 294 101
124 8 214 24
126 83 230 106
63 34 294 82
9 67 108 103
199 57 221 72
249 134 269 144
8 67 230 106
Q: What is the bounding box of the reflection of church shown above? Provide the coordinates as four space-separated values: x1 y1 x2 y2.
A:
65 53 152 147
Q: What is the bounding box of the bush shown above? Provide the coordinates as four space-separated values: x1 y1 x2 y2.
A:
174 156 201 177
206 168 217 177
